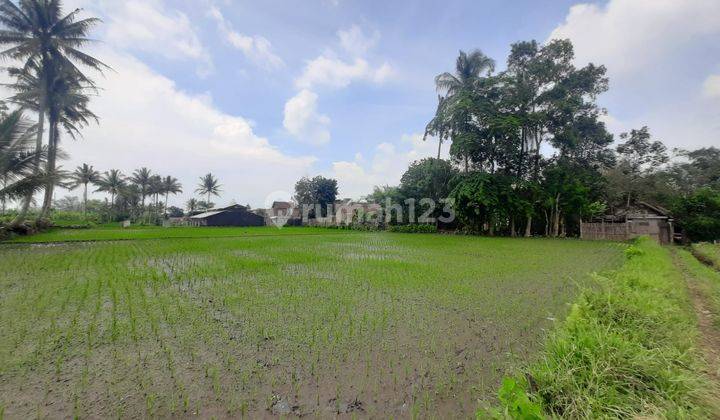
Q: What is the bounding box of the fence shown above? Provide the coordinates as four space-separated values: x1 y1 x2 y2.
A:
580 219 673 244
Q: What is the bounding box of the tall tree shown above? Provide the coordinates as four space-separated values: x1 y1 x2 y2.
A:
186 198 199 214
0 0 107 223
294 175 338 218
607 126 668 208
148 174 162 209
94 169 124 211
69 162 97 215
195 173 221 205
0 110 48 213
160 175 182 214
130 167 152 208
425 49 495 159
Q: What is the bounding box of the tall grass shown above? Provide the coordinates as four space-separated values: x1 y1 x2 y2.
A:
692 243 720 270
494 237 714 418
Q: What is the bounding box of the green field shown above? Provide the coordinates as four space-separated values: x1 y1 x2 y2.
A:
0 228 624 418
7 226 342 243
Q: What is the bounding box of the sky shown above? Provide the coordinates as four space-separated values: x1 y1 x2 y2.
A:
8 0 720 209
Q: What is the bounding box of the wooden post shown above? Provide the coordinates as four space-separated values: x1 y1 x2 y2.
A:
601 218 605 240
625 220 629 240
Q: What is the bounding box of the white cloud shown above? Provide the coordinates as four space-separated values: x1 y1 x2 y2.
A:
328 133 448 199
703 74 720 98
103 1 212 71
295 55 392 90
37 47 315 208
285 24 393 145
549 0 720 149
338 24 380 56
548 0 720 77
207 6 284 70
283 90 331 145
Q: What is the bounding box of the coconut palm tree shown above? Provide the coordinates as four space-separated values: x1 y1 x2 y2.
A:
434 50 495 96
148 174 162 208
425 50 495 158
130 167 152 208
0 110 47 212
69 163 98 216
195 173 221 206
8 60 98 218
160 176 182 215
95 169 125 211
0 0 107 222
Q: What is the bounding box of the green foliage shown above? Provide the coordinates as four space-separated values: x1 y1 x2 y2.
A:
509 237 711 418
399 158 458 203
294 175 339 217
51 210 100 227
692 243 720 269
672 188 720 242
623 244 644 259
481 378 544 419
387 224 438 233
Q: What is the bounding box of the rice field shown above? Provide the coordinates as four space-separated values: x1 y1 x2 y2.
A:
7 225 339 243
0 228 624 418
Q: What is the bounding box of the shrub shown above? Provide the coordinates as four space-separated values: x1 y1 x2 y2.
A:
387 224 438 234
672 187 720 242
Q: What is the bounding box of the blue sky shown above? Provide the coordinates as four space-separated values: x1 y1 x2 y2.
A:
33 0 720 207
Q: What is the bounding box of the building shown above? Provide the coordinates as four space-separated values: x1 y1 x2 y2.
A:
264 201 302 227
189 204 265 227
580 201 674 244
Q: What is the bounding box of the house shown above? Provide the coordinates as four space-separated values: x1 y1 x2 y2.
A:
189 204 265 227
264 201 302 226
580 201 674 244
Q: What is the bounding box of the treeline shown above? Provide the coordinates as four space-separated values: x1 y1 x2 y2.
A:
367 39 719 241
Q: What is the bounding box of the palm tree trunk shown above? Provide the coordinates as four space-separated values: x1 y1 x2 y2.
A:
39 123 58 219
83 182 88 217
10 97 46 228
164 193 169 216
1 174 6 214
437 138 442 160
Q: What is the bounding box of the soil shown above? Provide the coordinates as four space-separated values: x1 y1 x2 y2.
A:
672 250 720 403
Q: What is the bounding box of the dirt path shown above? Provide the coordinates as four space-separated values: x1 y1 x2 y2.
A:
671 249 720 389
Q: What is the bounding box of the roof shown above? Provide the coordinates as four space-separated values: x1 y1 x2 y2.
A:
638 201 670 216
190 210 224 219
598 200 672 221
272 201 293 209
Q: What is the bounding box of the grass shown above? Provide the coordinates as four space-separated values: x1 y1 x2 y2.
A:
677 247 720 329
693 242 720 269
0 228 623 418
6 225 349 243
501 238 716 418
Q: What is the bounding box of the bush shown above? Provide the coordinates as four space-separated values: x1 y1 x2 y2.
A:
51 210 101 228
387 224 438 234
672 188 720 242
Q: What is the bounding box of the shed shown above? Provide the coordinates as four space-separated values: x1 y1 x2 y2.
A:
189 204 265 227
580 201 674 244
